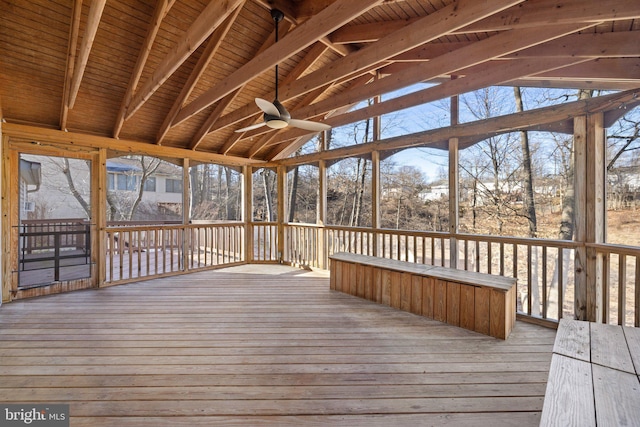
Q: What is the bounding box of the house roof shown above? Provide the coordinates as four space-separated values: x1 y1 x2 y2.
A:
1 0 639 163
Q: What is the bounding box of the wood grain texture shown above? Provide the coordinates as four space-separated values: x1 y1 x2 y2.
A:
539 354 595 427
0 264 556 426
553 319 590 362
592 364 640 427
590 322 635 374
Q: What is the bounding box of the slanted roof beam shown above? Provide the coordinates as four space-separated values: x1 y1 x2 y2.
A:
272 89 640 167
125 0 246 120
159 6 245 146
67 0 107 109
172 0 386 126
113 0 176 139
268 23 594 149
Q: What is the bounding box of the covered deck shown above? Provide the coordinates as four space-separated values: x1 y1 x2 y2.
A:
0 265 555 426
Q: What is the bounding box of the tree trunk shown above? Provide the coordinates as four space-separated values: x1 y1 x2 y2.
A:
263 170 274 222
288 166 299 222
225 167 233 220
514 86 537 237
61 158 90 217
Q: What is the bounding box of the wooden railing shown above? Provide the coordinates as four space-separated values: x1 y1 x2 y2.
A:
105 223 244 283
252 222 279 262
284 224 640 327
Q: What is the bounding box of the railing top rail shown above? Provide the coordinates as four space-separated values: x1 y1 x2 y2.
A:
588 242 640 256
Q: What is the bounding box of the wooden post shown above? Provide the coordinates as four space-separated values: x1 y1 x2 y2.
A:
449 137 459 269
182 158 190 272
93 148 107 287
317 159 327 269
2 140 18 302
574 115 588 320
277 164 286 263
449 82 459 269
242 165 253 263
1 134 9 303
585 113 605 322
371 150 380 257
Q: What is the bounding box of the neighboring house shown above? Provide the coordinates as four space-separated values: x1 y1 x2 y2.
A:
106 158 183 218
19 158 41 217
19 154 184 220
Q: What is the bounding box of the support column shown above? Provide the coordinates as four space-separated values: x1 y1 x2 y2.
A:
371 150 381 257
449 137 459 269
449 80 459 269
574 113 605 321
242 165 253 263
182 158 191 272
93 148 107 287
586 113 606 321
277 165 286 263
574 115 588 320
317 159 327 269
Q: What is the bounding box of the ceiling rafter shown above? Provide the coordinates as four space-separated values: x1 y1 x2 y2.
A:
271 88 640 167
278 0 525 111
172 0 384 127
188 20 294 151
267 22 595 149
124 0 246 120
208 0 525 141
158 6 245 146
328 0 640 44
68 0 107 109
60 0 83 130
237 42 331 157
112 0 176 139
208 59 385 138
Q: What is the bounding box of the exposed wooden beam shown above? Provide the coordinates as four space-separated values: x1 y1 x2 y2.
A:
270 23 594 147
113 0 176 139
459 0 640 33
125 0 245 120
190 21 294 151
210 61 382 137
272 89 640 167
535 58 640 82
60 0 82 130
327 0 640 43
68 0 107 109
191 89 243 151
329 18 420 44
267 56 591 156
391 30 640 64
278 0 524 105
2 123 263 167
172 0 384 126
159 6 244 146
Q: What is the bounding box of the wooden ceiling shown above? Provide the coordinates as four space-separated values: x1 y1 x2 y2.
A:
1 0 639 163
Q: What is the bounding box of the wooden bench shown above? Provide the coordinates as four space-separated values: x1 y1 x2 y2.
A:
540 319 640 426
329 252 517 339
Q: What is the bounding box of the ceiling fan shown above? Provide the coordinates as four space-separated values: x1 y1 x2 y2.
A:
235 9 331 133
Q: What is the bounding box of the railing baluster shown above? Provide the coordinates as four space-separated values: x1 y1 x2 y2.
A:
618 254 626 325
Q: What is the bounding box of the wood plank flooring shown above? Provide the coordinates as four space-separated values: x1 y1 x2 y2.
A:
0 264 557 426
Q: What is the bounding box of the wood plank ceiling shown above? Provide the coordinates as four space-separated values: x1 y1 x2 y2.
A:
1 0 639 163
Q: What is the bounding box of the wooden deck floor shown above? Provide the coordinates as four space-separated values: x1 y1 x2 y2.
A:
0 265 557 426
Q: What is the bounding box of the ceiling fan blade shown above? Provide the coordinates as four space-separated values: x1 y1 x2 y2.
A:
255 98 280 116
235 122 266 133
289 119 331 132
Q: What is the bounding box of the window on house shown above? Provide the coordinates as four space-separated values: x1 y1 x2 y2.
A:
117 174 138 191
143 177 156 192
165 178 182 193
107 173 115 191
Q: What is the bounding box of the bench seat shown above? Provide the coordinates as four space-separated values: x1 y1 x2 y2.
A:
329 252 517 339
540 319 640 426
